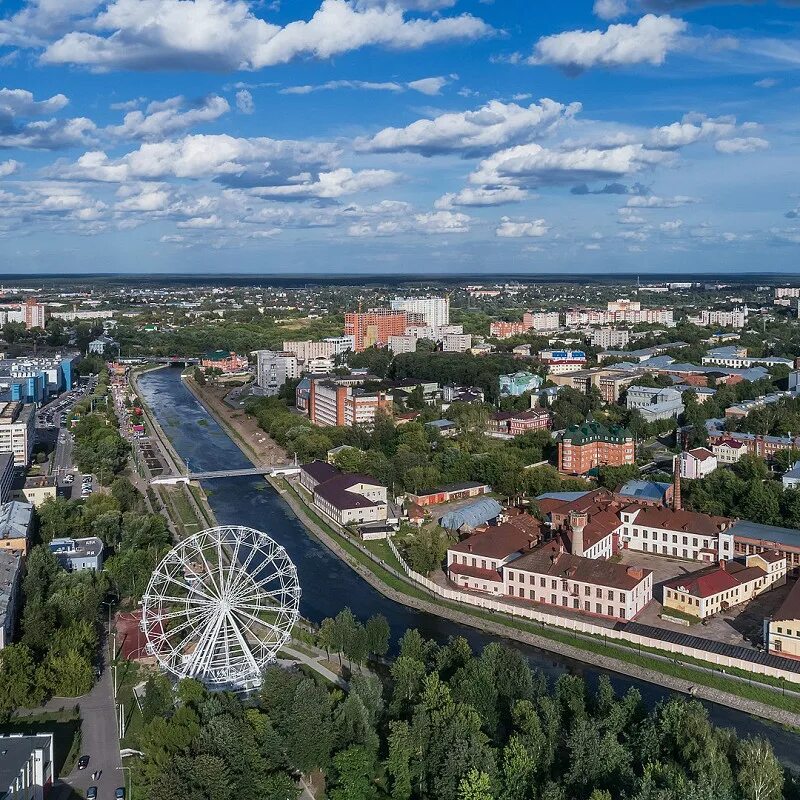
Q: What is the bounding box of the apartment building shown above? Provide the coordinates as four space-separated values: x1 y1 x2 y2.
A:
591 328 631 349
523 311 560 331
390 296 449 327
690 308 748 329
707 428 800 461
664 552 786 619
442 334 472 353
0 403 34 467
344 310 408 351
282 337 354 363
22 299 46 330
388 335 417 354
490 320 527 339
0 733 54 800
48 537 104 572
0 501 33 556
308 379 392 427
565 303 674 327
255 350 299 396
558 419 635 475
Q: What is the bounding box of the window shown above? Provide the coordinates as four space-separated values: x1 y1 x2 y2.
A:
529 574 535 584
482 559 487 569
573 599 579 609
608 606 614 616
508 570 514 581
596 603 602 614
530 590 536 600
620 608 626 620
518 588 524 598
584 601 590 611
551 594 556 604
551 579 557 589
471 558 476 567
608 591 614 601
596 588 602 598
540 577 545 587
562 597 568 607
584 586 590 595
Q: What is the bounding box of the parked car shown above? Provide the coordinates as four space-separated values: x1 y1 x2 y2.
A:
87 787 97 799
115 788 125 799
77 755 89 770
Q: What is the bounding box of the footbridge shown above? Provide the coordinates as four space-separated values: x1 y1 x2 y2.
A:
151 465 299 485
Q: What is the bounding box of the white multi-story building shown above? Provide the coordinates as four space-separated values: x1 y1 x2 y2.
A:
255 350 299 396
404 324 463 342
390 296 450 327
0 403 34 467
618 506 735 562
700 346 794 369
442 334 472 353
690 308 748 329
523 311 560 331
626 385 684 421
565 305 674 327
281 337 354 363
388 335 417 354
591 328 630 350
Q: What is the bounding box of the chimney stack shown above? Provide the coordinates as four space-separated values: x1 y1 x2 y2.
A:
569 510 588 558
673 453 682 512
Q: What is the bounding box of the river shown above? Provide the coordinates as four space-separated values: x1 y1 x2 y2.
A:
138 366 800 766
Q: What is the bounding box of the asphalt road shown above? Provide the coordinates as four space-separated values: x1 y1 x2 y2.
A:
58 652 124 800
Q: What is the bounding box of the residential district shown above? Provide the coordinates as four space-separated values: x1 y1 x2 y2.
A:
4 278 800 798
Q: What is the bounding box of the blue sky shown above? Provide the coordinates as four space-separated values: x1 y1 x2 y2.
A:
1 0 800 275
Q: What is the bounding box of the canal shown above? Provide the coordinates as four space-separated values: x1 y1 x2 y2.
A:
138 366 800 766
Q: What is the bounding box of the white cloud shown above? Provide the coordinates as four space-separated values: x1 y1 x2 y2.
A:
495 216 548 237
348 208 470 236
660 219 683 232
56 134 339 181
0 159 22 177
471 142 674 188
414 210 470 234
406 75 449 95
626 194 698 208
754 78 778 89
527 15 687 74
235 89 254 114
110 97 146 111
356 98 581 156
593 0 629 19
435 186 529 208
107 94 229 140
246 167 399 199
0 87 68 116
40 0 492 72
714 136 769 154
648 113 757 149
114 183 171 211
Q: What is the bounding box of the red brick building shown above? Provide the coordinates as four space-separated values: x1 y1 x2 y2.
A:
488 409 552 437
558 419 635 475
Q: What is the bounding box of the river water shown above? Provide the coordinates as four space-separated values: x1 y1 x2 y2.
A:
138 366 800 766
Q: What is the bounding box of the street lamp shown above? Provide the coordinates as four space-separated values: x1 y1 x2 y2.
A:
119 765 133 800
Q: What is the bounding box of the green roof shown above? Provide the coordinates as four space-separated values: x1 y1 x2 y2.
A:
562 419 633 445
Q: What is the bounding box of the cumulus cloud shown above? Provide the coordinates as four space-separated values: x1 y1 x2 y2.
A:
435 186 529 208
470 142 674 188
495 216 548 237
593 0 629 18
527 15 687 74
356 98 581 157
406 76 450 95
714 136 769 154
56 134 339 181
235 89 254 114
39 0 492 72
347 208 470 236
648 113 758 149
0 87 96 150
244 167 400 199
0 159 22 177
107 94 230 140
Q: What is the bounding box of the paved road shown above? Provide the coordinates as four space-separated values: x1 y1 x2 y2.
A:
58 651 123 800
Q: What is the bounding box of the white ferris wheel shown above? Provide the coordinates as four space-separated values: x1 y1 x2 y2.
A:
141 525 301 690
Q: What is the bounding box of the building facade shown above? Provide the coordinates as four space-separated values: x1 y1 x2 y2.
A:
255 350 299 396
0 404 34 467
679 447 718 480
390 297 449 327
0 733 54 800
344 310 408 351
558 420 635 475
488 409 552 437
48 537 104 571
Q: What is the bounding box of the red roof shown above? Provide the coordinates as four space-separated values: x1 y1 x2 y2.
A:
666 561 766 599
449 520 541 560
625 505 732 536
686 447 715 461
715 438 745 450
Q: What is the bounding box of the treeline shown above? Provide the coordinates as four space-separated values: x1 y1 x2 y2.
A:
246 396 588 498
133 629 789 800
684 454 800 528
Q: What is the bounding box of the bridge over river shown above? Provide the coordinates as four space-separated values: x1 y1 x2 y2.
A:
150 465 299 484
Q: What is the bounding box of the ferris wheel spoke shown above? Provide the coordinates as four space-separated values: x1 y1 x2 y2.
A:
224 533 243 594
151 594 218 608
185 609 227 678
225 612 261 678
157 573 218 603
230 607 289 643
195 543 223 597
159 605 216 643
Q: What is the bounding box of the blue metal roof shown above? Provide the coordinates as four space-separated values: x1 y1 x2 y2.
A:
618 480 670 502
440 498 503 530
536 491 590 502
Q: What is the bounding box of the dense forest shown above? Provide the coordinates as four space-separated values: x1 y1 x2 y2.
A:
133 628 791 800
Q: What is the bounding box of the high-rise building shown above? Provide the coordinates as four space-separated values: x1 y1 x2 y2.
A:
344 310 408 352
0 403 34 467
22 299 46 330
308 379 392 427
522 311 560 331
390 296 449 327
255 350 299 396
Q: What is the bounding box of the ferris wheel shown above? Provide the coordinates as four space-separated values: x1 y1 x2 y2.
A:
141 525 301 690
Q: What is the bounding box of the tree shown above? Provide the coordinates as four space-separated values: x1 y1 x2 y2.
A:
285 679 334 773
736 738 783 800
405 527 448 576
142 674 174 723
365 614 390 658
330 746 378 800
386 720 415 800
458 769 494 800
